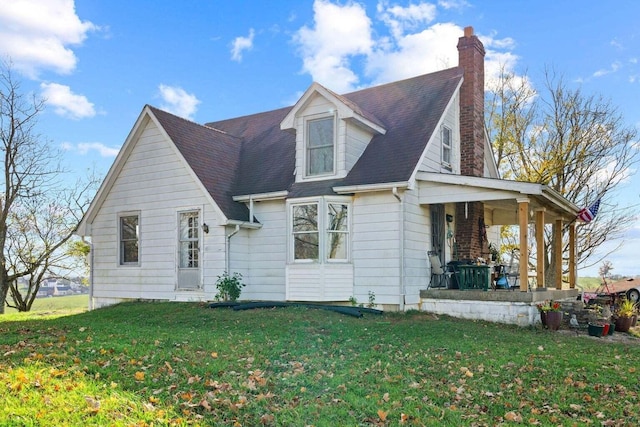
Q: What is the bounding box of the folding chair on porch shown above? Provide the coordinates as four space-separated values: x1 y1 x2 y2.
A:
428 251 452 289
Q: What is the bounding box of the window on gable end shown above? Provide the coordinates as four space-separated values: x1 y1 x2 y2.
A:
441 125 452 170
306 116 335 176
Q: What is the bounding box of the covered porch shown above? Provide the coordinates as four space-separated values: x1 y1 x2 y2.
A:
416 172 582 325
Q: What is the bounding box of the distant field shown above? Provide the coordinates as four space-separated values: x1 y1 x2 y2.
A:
4 294 89 316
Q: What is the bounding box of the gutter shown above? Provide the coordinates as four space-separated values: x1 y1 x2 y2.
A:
225 225 240 274
392 187 405 311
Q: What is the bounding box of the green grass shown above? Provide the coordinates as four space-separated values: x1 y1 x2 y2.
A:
1 302 639 426
3 294 88 317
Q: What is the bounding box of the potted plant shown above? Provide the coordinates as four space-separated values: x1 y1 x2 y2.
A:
488 243 500 263
614 298 636 332
537 300 562 330
588 321 607 337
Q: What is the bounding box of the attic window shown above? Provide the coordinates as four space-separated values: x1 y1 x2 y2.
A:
306 115 335 176
441 125 452 170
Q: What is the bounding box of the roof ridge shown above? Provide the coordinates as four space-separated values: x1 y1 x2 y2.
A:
146 104 241 140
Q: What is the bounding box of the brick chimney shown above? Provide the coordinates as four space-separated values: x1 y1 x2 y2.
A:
455 26 487 262
457 26 485 178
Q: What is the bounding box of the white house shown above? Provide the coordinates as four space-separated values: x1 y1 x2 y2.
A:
76 27 580 314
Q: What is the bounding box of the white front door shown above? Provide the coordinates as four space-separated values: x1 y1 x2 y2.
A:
177 211 201 289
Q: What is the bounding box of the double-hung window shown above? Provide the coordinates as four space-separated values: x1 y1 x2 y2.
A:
292 203 319 261
119 214 139 265
326 203 348 261
441 125 452 169
306 116 335 176
291 200 349 262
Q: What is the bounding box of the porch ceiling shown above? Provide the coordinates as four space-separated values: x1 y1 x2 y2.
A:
416 172 580 225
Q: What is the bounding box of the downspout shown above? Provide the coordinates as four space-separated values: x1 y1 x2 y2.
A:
249 197 254 224
225 225 240 274
392 187 405 311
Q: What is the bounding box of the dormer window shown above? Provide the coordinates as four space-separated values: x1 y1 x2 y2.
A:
306 115 335 176
441 125 452 170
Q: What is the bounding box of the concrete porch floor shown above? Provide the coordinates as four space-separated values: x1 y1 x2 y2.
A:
419 288 580 326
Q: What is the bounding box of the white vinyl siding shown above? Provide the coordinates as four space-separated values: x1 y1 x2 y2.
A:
420 91 460 173
351 192 401 306
236 200 287 301
90 118 226 303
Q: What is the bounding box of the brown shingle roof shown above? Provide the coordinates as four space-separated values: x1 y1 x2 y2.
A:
150 67 463 221
148 106 250 221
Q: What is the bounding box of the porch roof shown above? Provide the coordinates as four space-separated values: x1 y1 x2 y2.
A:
416 172 580 225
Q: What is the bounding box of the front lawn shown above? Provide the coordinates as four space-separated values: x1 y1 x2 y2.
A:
1 302 638 426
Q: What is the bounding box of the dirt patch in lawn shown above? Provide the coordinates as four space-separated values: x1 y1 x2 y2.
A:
555 326 640 344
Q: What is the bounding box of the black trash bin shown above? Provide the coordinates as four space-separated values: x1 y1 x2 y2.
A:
446 261 465 289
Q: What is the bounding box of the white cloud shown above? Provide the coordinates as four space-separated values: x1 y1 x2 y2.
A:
437 0 470 9
158 84 201 119
293 1 520 93
231 29 255 62
0 0 96 78
62 141 120 157
293 0 372 93
77 142 120 157
377 1 437 40
366 22 462 84
593 61 622 78
40 82 95 119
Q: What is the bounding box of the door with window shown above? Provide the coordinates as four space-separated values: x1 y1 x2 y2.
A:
177 211 201 290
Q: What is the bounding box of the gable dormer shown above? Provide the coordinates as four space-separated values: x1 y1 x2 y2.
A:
281 82 386 183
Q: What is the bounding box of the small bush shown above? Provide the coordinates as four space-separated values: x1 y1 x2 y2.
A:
215 272 245 302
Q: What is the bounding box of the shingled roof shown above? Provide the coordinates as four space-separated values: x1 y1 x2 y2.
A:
151 66 464 222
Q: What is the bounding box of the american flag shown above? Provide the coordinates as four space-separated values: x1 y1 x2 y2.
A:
578 199 600 222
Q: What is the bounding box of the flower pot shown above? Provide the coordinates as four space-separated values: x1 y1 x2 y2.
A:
602 323 610 336
632 315 637 327
544 311 562 331
588 323 605 337
608 323 615 336
615 316 633 332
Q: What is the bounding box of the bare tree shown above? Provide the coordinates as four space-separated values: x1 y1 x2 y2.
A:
486 67 639 282
0 61 97 313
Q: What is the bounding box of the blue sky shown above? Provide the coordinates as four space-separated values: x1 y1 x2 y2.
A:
1 0 638 277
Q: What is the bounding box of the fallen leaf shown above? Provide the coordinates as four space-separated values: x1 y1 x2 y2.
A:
85 396 100 414
377 409 388 421
504 411 522 422
134 371 145 381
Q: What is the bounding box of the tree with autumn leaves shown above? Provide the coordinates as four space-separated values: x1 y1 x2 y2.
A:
486 67 639 283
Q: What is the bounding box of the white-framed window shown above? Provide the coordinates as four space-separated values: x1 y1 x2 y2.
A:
305 115 335 177
119 213 140 265
326 202 348 261
290 198 350 263
178 211 200 268
441 125 452 169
